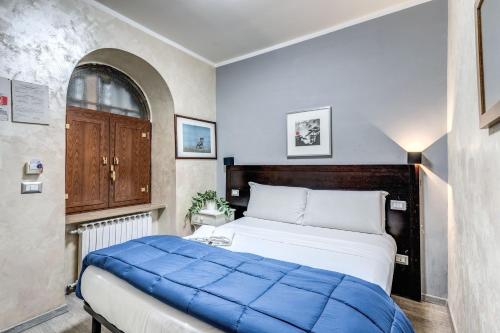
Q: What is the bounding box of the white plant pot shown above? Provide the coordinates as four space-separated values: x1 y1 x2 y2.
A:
205 200 217 212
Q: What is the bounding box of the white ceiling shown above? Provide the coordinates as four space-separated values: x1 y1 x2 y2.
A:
93 0 430 66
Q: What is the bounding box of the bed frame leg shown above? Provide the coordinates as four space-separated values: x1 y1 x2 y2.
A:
92 317 101 333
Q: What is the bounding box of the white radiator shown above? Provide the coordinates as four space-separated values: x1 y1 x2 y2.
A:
71 212 153 275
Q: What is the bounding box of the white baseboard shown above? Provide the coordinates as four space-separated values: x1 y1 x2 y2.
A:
0 304 68 333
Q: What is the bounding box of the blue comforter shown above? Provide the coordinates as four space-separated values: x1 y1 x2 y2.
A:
76 235 414 333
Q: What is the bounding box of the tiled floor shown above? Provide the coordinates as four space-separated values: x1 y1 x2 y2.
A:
23 294 453 333
22 294 111 333
393 295 454 333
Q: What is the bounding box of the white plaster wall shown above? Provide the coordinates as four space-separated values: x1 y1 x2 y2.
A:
448 0 500 331
421 166 448 302
421 134 449 302
0 0 215 330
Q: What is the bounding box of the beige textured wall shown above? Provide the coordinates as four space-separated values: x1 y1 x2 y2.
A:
448 0 500 331
176 160 217 236
0 0 215 330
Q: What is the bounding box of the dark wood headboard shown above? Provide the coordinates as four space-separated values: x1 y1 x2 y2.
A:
225 165 421 301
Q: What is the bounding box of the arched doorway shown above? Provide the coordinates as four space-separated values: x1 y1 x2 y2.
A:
65 48 177 226
65 48 176 284
66 64 152 213
73 48 176 230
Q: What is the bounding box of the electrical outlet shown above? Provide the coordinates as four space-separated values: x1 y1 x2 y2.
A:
395 254 409 265
390 200 407 211
231 189 240 197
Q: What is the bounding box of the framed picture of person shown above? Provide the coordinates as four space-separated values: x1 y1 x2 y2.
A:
286 106 332 158
175 115 217 159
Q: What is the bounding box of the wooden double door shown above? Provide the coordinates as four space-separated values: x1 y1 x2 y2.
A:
66 107 151 214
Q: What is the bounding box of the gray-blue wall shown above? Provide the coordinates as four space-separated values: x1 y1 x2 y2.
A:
216 0 448 299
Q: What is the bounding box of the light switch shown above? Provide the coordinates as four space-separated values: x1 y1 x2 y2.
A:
21 182 42 194
390 200 407 211
231 189 240 197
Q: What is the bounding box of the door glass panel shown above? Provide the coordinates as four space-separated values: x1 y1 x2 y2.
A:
67 64 148 119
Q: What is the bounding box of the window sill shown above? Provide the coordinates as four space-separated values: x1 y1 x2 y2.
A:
65 203 166 225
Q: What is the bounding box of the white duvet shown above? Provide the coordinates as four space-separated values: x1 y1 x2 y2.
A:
81 217 397 333
188 217 396 293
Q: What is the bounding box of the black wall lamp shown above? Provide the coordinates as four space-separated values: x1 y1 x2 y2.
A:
223 157 234 166
407 152 422 165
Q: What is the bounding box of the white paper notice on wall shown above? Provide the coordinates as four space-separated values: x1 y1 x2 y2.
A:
0 77 11 122
12 80 49 125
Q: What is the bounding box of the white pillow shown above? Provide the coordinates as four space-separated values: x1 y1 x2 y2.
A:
302 190 388 234
244 182 308 224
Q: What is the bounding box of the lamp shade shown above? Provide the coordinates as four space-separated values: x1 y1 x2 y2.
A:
407 152 422 164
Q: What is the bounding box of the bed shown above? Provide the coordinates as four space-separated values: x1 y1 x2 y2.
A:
190 217 397 294
225 165 421 300
78 165 419 333
80 217 398 332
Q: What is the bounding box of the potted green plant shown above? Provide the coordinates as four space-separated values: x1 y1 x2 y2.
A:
186 190 232 221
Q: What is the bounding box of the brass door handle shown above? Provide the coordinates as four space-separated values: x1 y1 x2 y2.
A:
110 165 116 182
113 157 119 165
102 156 108 165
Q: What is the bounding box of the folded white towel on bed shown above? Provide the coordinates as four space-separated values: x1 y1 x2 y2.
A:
212 228 235 241
187 226 235 247
189 225 216 239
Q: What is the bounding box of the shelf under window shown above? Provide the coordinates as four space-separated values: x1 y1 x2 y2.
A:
65 203 166 225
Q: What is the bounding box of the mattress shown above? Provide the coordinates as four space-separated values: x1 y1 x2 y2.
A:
81 217 397 333
81 265 223 333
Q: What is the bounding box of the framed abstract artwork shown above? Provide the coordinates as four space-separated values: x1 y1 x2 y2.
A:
286 106 332 158
475 0 500 128
175 115 217 159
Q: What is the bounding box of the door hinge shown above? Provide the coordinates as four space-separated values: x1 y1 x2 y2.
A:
65 193 68 200
141 185 149 193
141 132 150 139
65 123 70 129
